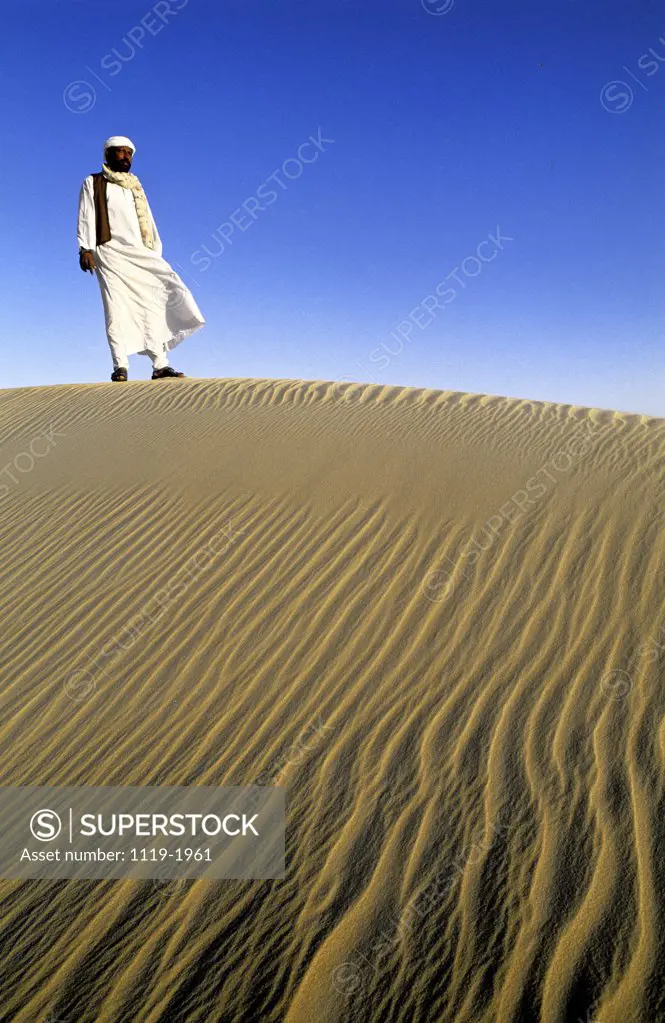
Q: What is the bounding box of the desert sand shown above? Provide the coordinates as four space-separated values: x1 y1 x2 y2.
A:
0 377 664 1022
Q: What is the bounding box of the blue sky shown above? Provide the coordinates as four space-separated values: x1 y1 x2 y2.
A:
2 0 664 415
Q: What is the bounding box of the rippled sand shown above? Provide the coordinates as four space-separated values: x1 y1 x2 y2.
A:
1 377 664 1022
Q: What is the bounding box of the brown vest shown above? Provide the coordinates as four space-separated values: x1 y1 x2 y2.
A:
91 172 112 246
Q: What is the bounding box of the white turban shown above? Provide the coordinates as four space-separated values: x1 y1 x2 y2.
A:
103 135 136 156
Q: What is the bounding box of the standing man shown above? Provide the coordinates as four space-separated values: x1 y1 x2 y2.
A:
77 135 205 381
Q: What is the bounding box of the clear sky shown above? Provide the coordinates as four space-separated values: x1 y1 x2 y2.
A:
2 0 664 415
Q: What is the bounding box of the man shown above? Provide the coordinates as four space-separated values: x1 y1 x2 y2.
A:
77 135 205 381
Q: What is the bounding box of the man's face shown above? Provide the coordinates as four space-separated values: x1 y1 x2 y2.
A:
106 146 133 172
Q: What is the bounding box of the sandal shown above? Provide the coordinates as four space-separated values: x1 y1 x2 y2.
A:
152 367 185 379
111 368 128 381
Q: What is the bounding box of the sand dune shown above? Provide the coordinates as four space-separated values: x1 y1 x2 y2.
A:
1 377 664 1022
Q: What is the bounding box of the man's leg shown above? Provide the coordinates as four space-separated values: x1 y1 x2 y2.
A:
148 341 185 378
97 270 129 376
108 336 129 380
148 344 169 371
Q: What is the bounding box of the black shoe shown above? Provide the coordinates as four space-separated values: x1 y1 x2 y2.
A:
152 367 185 379
111 368 128 381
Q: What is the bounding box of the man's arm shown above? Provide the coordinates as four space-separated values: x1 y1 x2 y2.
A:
77 177 97 272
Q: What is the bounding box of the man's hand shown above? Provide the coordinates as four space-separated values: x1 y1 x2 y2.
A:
79 250 97 273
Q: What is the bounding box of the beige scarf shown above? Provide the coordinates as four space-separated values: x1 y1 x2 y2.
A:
102 163 156 250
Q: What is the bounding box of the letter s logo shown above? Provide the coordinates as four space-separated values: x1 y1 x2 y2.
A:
30 809 62 842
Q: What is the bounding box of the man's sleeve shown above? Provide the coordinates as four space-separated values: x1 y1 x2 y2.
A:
77 176 96 252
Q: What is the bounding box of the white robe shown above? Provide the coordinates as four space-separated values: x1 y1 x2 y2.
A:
77 176 205 366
